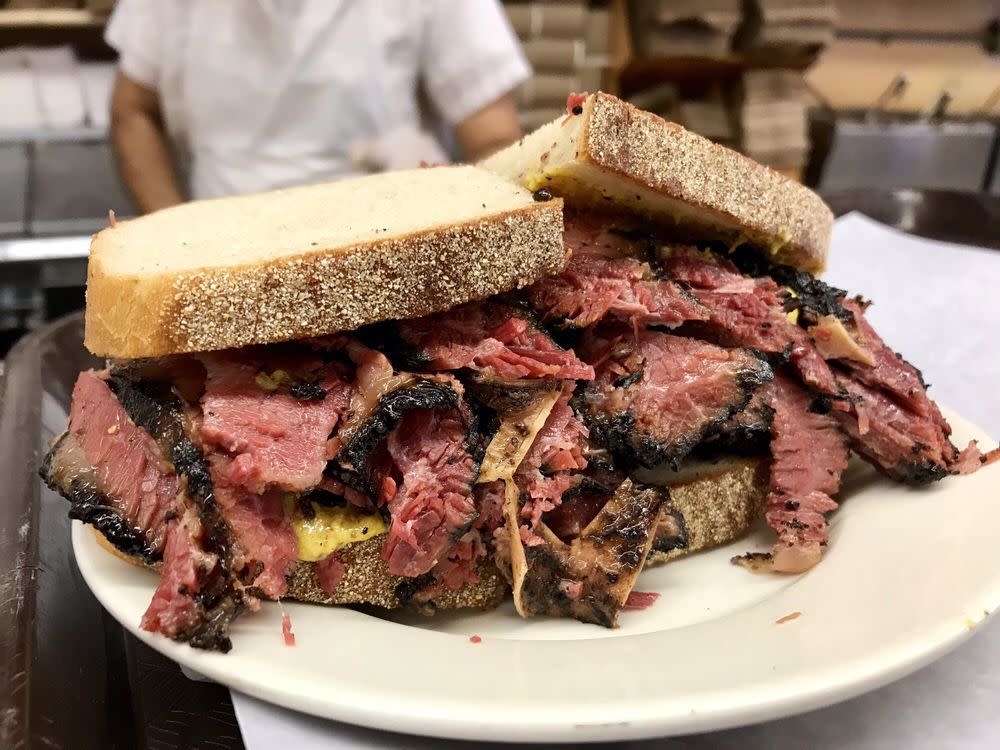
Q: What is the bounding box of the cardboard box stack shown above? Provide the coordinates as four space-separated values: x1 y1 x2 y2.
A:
504 1 613 131
736 0 837 55
2 1 83 8
739 69 810 174
679 88 738 148
808 2 997 115
834 0 993 36
628 0 741 59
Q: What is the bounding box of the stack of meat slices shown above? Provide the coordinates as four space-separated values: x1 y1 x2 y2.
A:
42 210 998 646
521 211 997 577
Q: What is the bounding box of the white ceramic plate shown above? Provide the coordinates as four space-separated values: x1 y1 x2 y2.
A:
73 409 1000 743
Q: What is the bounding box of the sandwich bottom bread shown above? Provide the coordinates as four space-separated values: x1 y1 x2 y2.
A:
87 455 766 614
43 97 996 653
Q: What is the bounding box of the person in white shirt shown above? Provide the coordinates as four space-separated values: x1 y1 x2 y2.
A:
105 0 530 213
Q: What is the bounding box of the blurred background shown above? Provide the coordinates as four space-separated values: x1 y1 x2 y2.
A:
1 0 998 356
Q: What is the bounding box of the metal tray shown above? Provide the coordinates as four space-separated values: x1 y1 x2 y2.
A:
0 314 243 750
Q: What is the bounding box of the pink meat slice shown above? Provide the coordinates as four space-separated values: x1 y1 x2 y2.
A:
141 511 214 637
398 302 594 380
199 353 350 494
515 383 589 535
379 408 479 578
660 247 840 396
208 459 299 599
69 371 177 552
581 328 771 467
529 217 708 329
765 375 849 569
832 298 997 480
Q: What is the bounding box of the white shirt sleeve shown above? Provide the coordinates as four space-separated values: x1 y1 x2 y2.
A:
104 0 164 89
420 0 531 125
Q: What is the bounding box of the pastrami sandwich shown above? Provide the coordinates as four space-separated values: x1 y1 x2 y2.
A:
42 97 995 653
479 91 997 579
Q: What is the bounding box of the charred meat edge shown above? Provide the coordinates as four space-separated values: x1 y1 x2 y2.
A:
722 246 851 322
338 376 483 496
578 352 774 471
51 372 243 651
509 479 665 628
108 374 246 650
41 431 160 562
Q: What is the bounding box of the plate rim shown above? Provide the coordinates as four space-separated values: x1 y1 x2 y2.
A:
71 408 1000 743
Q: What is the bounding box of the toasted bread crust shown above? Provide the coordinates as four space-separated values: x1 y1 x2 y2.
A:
85 201 565 358
285 537 508 610
644 457 769 566
482 92 832 273
91 527 507 612
93 459 766 612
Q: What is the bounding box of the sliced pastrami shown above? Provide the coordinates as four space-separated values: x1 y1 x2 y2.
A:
396 301 594 380
661 247 840 396
743 375 849 573
42 369 245 650
141 508 241 651
198 351 351 494
338 376 481 579
697 387 776 455
826 299 998 481
529 214 707 329
52 371 178 554
579 327 772 469
207 465 299 599
514 383 589 538
378 406 480 577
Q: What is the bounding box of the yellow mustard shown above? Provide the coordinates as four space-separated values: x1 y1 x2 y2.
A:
291 504 387 562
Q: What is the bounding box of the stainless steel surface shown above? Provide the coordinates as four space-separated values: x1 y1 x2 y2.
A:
31 141 135 235
0 144 28 236
820 120 997 192
0 235 90 262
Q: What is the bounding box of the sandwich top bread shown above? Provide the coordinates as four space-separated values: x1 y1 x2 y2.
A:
85 166 565 358
480 91 832 273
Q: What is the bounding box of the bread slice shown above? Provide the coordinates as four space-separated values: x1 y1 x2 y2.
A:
93 458 766 614
85 166 566 358
636 457 769 566
285 538 507 610
93 527 508 612
479 92 832 273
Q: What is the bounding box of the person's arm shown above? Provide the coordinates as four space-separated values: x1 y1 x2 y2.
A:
453 92 522 162
110 72 184 214
421 0 530 162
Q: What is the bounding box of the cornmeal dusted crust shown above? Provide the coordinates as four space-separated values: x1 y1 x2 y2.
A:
84 168 566 358
481 92 832 273
94 527 508 612
645 458 769 566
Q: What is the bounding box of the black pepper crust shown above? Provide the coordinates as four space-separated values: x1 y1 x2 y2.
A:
339 376 485 505
40 432 160 562
465 376 563 414
515 480 665 628
578 351 774 471
723 246 850 321
353 320 433 372
70 491 160 563
651 504 689 554
86 373 244 651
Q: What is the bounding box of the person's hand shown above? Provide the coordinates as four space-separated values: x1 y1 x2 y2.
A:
349 127 450 173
